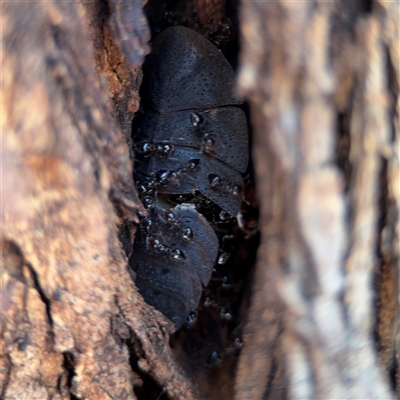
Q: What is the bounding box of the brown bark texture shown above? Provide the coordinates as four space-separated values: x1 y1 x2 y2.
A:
1 0 399 399
235 0 399 399
1 1 199 399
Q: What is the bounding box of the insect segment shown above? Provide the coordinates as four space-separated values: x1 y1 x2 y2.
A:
133 204 218 328
131 26 249 329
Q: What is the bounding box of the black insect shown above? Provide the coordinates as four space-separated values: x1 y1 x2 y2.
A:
130 26 248 329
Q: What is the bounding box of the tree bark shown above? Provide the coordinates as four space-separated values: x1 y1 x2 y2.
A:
1 1 199 399
235 0 399 398
1 0 398 399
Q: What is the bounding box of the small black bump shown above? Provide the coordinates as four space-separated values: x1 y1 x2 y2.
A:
203 135 215 150
186 311 197 326
206 351 222 366
186 159 200 170
181 227 193 241
208 174 221 188
171 248 186 261
190 112 203 126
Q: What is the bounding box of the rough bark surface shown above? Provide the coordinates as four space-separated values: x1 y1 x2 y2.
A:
1 1 199 399
82 0 150 144
235 0 399 399
2 0 399 399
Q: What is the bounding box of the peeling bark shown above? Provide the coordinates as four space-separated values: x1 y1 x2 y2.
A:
82 0 150 144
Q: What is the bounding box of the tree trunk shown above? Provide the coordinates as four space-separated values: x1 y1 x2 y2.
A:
235 0 399 398
1 0 398 399
1 1 198 399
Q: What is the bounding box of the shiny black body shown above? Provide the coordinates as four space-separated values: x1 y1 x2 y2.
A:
131 26 248 328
